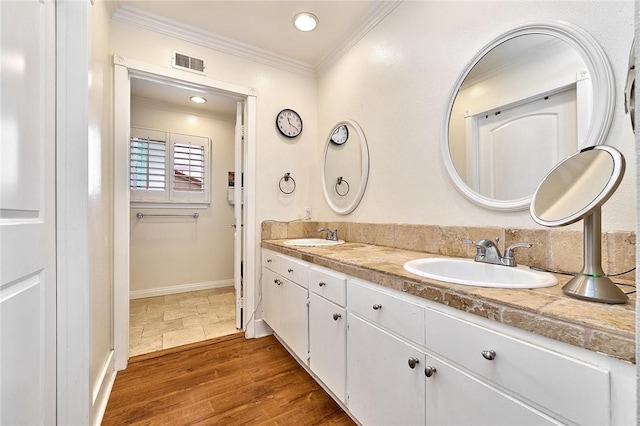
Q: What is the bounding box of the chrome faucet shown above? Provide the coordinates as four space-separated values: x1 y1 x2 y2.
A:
463 238 532 267
318 227 338 241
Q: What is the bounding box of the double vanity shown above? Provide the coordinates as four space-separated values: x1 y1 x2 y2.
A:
265 15 637 426
261 234 635 425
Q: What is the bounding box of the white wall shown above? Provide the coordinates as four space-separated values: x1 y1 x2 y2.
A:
88 0 114 423
317 1 636 232
129 100 236 294
111 20 318 226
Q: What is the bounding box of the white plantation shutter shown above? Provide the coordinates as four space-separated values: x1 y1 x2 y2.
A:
130 127 210 204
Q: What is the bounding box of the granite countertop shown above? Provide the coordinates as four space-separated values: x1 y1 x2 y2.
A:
262 240 636 364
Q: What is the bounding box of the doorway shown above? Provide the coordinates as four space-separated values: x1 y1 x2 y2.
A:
113 57 257 370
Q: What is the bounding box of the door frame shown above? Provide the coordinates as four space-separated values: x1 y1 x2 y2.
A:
112 55 258 370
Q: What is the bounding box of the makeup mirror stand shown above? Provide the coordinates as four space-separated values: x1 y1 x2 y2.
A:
563 207 628 303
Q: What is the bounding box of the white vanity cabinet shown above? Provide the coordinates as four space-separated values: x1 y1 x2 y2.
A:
347 313 426 426
261 247 635 426
346 279 427 425
308 266 347 403
261 250 309 364
425 309 611 425
424 353 560 426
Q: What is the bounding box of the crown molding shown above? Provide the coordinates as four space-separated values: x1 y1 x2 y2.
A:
316 1 403 74
112 5 317 78
111 2 401 79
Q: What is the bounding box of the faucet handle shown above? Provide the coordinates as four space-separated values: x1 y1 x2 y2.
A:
463 239 485 261
503 243 532 267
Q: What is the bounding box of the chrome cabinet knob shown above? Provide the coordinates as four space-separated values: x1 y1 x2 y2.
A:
288 268 293 273
333 313 341 321
481 349 496 360
274 279 282 286
407 357 420 369
372 304 382 310
318 282 326 287
267 259 272 263
424 366 437 378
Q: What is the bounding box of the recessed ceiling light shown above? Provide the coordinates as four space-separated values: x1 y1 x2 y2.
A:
293 12 318 32
190 95 207 104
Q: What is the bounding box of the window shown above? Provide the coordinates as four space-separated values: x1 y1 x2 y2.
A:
130 127 210 205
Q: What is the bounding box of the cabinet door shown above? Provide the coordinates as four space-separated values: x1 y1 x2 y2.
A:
280 280 309 364
347 313 425 426
262 268 282 333
425 354 560 426
309 293 346 403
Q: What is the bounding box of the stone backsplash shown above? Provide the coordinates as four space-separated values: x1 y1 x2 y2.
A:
261 220 636 281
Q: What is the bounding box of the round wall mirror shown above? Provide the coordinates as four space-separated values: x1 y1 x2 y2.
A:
531 145 627 304
443 21 615 211
322 119 369 215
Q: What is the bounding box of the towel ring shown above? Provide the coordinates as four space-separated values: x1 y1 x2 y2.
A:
279 172 296 194
335 177 350 196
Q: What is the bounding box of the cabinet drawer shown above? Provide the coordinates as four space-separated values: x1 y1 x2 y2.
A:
262 249 280 273
348 279 425 345
279 255 309 288
426 309 610 425
309 266 346 307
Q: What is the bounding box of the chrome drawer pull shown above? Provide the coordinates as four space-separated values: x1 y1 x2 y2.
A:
333 313 341 321
318 282 326 287
288 268 294 273
274 279 283 286
267 259 272 263
372 304 382 310
481 349 496 360
424 366 437 378
407 357 420 369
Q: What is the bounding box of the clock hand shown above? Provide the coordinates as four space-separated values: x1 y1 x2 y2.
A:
287 118 299 131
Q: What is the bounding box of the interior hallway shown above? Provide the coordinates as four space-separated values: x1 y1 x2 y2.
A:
129 287 238 357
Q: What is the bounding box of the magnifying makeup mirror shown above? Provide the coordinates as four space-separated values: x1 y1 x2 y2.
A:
530 145 627 303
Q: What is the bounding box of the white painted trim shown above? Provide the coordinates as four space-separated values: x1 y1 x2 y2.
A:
315 1 403 73
56 1 90 424
111 3 401 76
113 57 258 373
243 94 258 339
113 64 131 372
112 6 315 77
90 352 116 426
252 319 273 339
130 280 234 299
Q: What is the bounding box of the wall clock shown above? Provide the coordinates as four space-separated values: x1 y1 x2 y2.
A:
330 124 349 145
276 108 303 138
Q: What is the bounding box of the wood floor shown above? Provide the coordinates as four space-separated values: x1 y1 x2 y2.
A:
102 333 356 425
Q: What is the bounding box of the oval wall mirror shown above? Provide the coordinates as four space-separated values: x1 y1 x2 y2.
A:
531 145 627 304
443 21 615 211
322 119 370 215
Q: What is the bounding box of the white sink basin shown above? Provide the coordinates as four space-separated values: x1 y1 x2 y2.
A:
283 238 345 247
403 257 557 289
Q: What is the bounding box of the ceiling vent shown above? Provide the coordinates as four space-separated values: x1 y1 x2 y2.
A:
172 51 206 75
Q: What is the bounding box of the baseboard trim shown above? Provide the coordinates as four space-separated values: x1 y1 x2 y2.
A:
130 279 234 299
252 318 273 339
90 350 116 426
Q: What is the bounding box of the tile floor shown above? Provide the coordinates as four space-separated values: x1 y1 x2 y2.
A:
129 287 238 357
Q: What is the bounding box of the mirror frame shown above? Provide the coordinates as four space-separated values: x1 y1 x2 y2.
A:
322 119 370 215
442 21 615 211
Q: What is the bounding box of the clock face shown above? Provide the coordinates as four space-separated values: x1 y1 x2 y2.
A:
276 109 303 138
330 125 349 145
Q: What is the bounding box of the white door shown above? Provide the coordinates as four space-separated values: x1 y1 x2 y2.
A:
471 88 577 200
0 0 56 424
233 101 244 330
